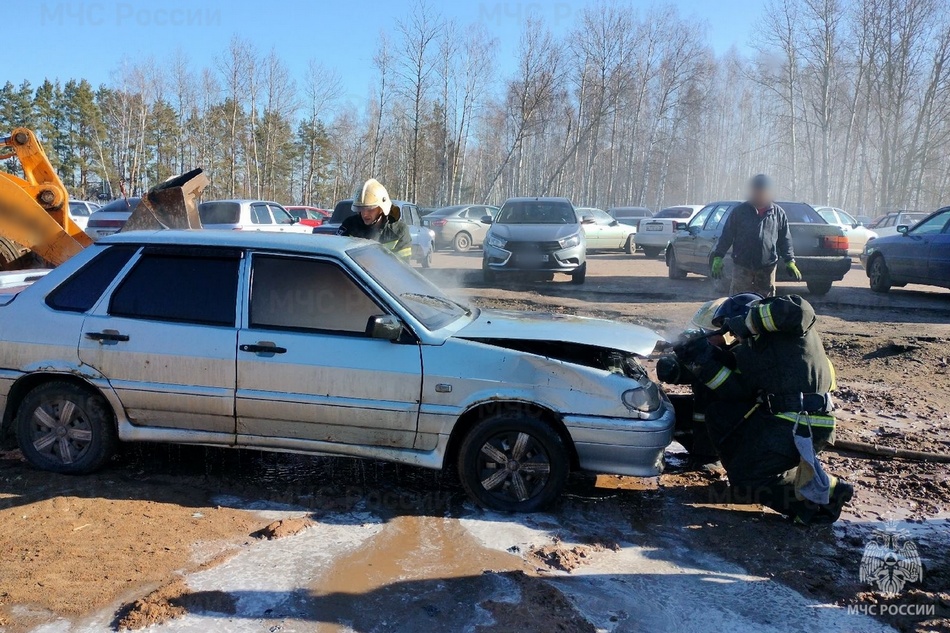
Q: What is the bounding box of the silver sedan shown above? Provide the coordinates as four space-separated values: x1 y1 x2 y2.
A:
0 231 673 512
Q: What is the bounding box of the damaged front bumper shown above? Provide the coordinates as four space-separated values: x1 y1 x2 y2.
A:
564 396 676 477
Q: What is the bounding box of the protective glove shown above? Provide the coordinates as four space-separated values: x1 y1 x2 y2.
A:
786 260 802 281
711 257 724 279
674 335 714 366
724 315 752 340
655 355 683 384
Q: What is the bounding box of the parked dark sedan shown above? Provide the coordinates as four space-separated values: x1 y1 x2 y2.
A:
860 206 950 293
666 201 852 295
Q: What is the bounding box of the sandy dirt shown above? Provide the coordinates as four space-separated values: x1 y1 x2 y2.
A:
0 252 947 632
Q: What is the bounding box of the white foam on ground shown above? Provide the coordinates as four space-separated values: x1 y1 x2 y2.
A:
459 510 895 633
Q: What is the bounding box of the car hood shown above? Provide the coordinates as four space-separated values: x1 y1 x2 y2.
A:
454 309 663 356
489 223 580 242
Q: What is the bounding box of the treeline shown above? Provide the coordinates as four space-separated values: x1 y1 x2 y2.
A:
2 0 950 214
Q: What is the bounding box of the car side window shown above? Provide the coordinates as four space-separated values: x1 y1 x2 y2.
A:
270 204 295 225
109 250 241 326
688 205 714 229
251 204 273 224
593 210 615 225
47 246 137 313
249 256 382 335
703 205 731 231
910 210 950 235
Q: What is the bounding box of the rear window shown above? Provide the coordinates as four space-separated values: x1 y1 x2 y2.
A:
331 200 355 223
109 249 241 326
611 208 652 218
655 207 694 219
199 201 241 225
95 198 140 214
779 202 825 224
46 246 137 313
68 201 91 217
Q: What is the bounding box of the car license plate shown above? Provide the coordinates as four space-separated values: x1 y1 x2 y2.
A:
645 223 663 231
518 253 549 265
98 230 117 237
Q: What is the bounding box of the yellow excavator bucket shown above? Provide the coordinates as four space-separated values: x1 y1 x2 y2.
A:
0 128 90 266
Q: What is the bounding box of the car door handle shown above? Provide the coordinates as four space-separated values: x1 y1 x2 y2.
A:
85 330 130 343
240 343 287 354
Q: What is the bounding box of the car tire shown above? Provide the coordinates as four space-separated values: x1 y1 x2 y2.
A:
868 256 892 293
624 235 634 254
668 251 687 279
457 412 569 512
570 262 587 284
482 259 496 284
642 247 662 258
454 232 473 252
16 381 117 475
806 280 833 295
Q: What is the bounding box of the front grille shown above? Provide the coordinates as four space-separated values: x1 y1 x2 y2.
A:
505 240 562 253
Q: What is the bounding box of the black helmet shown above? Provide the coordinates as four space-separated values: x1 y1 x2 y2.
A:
711 293 763 328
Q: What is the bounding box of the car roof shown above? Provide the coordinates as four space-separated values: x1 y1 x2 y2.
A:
100 229 359 256
199 199 283 205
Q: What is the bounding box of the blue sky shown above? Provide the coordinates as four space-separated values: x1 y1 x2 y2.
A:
10 0 762 108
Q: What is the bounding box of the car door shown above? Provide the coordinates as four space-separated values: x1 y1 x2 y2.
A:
465 206 492 245
577 210 605 248
694 204 733 271
250 202 274 231
235 253 423 448
676 204 715 270
78 246 242 434
269 203 299 232
889 210 950 282
593 209 624 248
928 211 950 284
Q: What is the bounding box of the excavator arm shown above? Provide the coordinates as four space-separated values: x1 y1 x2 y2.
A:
0 127 206 269
0 128 91 266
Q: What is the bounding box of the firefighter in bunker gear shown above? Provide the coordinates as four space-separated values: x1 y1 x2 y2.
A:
337 178 412 259
674 293 854 524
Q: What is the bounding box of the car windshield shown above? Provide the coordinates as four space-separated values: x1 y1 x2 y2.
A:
349 244 470 330
655 207 694 219
68 201 91 216
779 202 825 223
331 200 355 223
199 201 241 224
495 200 577 225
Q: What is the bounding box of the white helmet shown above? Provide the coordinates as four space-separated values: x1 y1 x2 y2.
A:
353 178 392 216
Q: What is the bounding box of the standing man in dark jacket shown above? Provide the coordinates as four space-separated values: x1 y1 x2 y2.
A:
711 174 802 297
337 178 412 260
674 294 853 524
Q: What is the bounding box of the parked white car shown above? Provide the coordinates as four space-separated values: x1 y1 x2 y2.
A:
815 206 878 256
575 207 637 253
85 197 140 241
67 200 100 232
634 205 705 257
0 231 674 512
198 200 314 234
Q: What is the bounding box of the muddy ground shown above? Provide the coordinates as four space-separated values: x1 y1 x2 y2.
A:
1 253 948 632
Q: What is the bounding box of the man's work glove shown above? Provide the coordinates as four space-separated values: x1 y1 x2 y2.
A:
786 260 802 281
711 257 724 279
724 315 752 340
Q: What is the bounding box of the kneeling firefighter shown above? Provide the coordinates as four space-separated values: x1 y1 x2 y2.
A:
671 293 854 524
337 178 412 260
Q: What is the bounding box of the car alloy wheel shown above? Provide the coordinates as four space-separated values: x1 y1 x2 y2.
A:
454 232 472 252
869 257 892 293
458 413 568 512
16 382 116 474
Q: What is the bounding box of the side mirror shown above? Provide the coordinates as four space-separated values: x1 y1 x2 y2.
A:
897 225 909 235
581 217 596 225
851 223 860 229
480 215 493 224
674 222 688 232
366 315 403 341
610 220 619 227
688 225 701 236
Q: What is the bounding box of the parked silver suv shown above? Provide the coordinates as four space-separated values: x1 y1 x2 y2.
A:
482 197 587 284
0 231 672 512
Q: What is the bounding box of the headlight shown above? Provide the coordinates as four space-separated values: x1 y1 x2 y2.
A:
487 235 507 249
622 380 661 412
559 234 581 249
